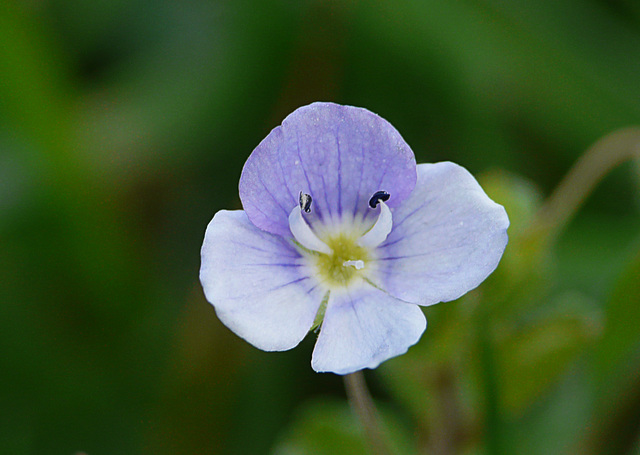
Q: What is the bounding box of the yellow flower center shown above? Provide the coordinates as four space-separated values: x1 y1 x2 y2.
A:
315 233 370 287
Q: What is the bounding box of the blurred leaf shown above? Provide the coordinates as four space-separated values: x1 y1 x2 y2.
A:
555 212 640 298
272 400 369 455
579 238 640 454
593 238 640 381
496 291 602 415
0 2 73 143
477 170 551 315
479 170 542 237
507 367 592 455
271 399 417 455
633 433 640 455
379 302 483 454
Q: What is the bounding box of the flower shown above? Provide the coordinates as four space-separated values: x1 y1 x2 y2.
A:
200 102 509 375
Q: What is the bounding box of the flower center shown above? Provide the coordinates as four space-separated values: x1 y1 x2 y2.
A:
315 233 370 287
288 190 393 290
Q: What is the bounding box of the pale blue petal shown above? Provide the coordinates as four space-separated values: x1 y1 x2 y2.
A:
376 162 509 305
311 286 426 374
200 210 322 351
239 102 417 237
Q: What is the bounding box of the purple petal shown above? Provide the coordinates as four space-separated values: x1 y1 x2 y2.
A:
200 210 323 351
311 285 426 374
376 162 509 305
239 102 417 237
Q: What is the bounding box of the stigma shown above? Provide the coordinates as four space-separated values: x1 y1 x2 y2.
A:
343 260 365 270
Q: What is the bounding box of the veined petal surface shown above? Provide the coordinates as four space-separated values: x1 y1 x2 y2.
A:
311 286 426 375
239 102 417 237
200 210 322 351
376 162 509 305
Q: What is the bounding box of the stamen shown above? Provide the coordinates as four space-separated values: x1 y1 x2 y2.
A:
369 190 390 208
299 191 312 213
343 260 365 270
357 200 393 248
288 206 332 254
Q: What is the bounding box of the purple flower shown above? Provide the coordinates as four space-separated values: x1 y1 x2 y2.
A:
200 102 509 375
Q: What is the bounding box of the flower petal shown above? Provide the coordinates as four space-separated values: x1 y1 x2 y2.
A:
376 162 509 305
239 102 417 237
311 286 426 374
200 210 322 351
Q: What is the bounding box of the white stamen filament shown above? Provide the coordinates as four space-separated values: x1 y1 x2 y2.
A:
357 201 393 248
343 260 365 270
288 206 333 254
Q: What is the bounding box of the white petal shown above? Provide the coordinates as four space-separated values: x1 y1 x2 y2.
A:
376 162 509 305
200 210 323 351
311 285 426 374
357 201 393 249
288 205 333 254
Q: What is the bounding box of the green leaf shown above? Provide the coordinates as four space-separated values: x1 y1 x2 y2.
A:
593 238 640 380
579 238 640 454
271 399 417 455
476 171 551 318
496 291 601 415
479 170 543 238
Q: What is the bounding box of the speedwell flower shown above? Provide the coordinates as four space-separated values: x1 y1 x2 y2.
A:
200 102 509 375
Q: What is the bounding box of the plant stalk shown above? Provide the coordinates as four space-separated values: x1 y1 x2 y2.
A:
344 371 393 455
528 127 640 246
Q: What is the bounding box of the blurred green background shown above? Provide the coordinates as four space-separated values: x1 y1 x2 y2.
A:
2 0 640 454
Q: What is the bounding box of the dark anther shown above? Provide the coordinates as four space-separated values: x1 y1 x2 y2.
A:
299 191 312 213
369 190 390 208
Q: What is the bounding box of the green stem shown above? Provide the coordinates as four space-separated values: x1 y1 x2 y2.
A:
478 305 504 455
344 371 392 455
527 127 640 246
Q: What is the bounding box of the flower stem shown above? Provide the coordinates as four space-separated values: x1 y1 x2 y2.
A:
527 127 640 246
344 371 393 455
